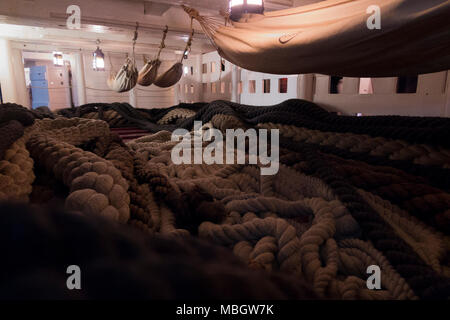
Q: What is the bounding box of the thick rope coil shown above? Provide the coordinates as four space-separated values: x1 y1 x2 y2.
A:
157 108 196 125
338 239 417 300
30 118 110 146
258 123 450 168
6 99 449 300
0 137 35 202
358 189 448 274
199 217 302 274
27 135 130 223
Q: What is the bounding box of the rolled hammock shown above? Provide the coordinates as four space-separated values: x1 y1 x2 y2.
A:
184 0 450 77
154 21 195 88
109 23 194 91
138 26 168 87
108 23 139 93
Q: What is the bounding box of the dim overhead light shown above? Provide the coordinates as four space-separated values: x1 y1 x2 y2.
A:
53 51 64 66
92 39 105 71
229 0 264 22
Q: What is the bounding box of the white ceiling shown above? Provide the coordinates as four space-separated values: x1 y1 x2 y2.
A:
0 0 298 58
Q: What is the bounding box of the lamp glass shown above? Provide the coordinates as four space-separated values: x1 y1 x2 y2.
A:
229 0 264 21
230 0 244 7
93 47 105 71
53 52 64 66
247 0 262 4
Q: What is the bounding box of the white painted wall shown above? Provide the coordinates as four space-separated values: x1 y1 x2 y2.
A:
177 51 450 117
0 40 29 107
175 54 201 104
240 71 298 106
11 48 29 107
178 51 298 106
3 45 450 118
312 72 450 117
70 52 84 107
200 51 233 102
177 51 234 103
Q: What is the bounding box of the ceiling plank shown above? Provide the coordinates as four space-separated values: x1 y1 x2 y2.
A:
144 1 172 16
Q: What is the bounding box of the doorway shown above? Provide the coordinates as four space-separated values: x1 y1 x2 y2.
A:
24 52 73 110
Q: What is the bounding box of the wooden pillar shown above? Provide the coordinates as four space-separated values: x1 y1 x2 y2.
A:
174 83 180 106
11 48 30 108
195 54 203 102
231 64 240 103
72 51 86 106
129 87 137 107
0 39 18 104
297 73 315 101
173 55 182 105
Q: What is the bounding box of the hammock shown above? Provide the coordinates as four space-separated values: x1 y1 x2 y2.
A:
138 26 168 86
153 62 183 88
108 23 139 92
184 0 450 77
154 21 195 88
109 57 138 93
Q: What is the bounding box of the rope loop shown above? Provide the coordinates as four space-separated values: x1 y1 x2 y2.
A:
132 22 139 63
180 19 195 63
156 25 169 60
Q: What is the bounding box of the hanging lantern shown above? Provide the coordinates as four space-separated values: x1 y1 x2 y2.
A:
229 0 264 22
53 51 64 66
92 39 105 71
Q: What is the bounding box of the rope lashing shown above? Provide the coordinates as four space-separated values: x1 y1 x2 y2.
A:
132 22 139 62
181 5 224 49
180 22 195 63
138 26 168 87
156 25 169 60
182 5 201 20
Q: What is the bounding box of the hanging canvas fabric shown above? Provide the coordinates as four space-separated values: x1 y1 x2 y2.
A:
138 57 161 87
184 0 450 77
153 62 183 88
111 57 138 93
109 23 139 92
154 24 194 88
138 26 168 86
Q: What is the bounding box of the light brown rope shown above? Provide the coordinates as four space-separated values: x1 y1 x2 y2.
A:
156 25 169 61
180 19 195 63
132 22 139 64
181 5 224 49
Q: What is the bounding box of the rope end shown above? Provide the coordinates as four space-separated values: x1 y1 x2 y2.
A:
182 5 200 20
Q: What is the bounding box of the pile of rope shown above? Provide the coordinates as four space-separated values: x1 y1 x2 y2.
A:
0 100 449 300
0 103 38 202
57 102 206 130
